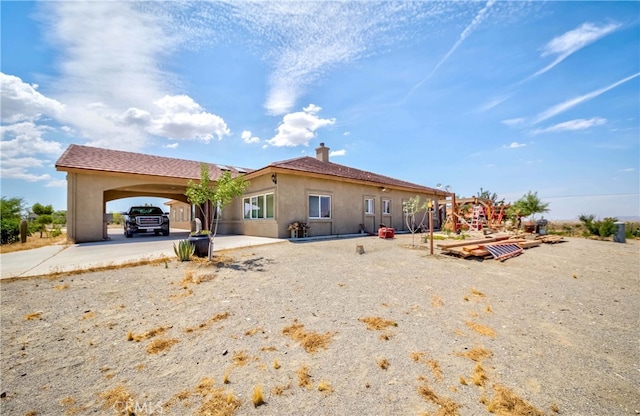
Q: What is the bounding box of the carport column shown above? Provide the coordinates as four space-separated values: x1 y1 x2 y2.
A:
66 173 77 243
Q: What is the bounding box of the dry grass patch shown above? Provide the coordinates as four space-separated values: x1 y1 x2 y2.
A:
282 320 334 353
165 377 241 416
271 383 291 396
232 351 250 367
127 325 169 342
0 233 68 254
24 312 42 320
252 385 265 407
181 270 215 285
486 384 545 416
359 316 398 331
471 288 486 297
99 384 135 415
146 338 179 354
410 352 443 381
169 288 193 300
472 363 488 387
185 312 230 333
377 358 390 370
244 327 264 337
317 380 333 394
455 346 493 362
417 377 462 416
54 284 69 290
297 365 312 389
432 296 444 308
465 321 496 338
379 332 394 341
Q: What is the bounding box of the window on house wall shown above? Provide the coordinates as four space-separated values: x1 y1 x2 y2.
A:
243 193 274 219
179 207 184 222
382 199 391 215
365 198 375 214
309 195 331 219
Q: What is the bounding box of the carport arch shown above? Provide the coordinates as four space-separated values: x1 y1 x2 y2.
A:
64 171 193 242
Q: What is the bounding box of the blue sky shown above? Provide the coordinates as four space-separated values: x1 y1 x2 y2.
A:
1 1 638 220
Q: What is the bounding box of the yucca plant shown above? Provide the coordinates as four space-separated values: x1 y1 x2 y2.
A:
173 239 195 261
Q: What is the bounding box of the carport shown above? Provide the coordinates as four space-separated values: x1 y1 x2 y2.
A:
55 145 236 243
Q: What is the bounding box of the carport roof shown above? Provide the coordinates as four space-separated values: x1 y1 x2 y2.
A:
56 144 252 180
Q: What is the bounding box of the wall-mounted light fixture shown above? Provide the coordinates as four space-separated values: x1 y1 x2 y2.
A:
271 173 277 184
381 187 388 192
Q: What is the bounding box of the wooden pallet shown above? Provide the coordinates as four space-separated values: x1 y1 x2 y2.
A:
535 235 565 244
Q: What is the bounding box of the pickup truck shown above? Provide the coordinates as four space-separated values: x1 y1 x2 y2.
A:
123 206 170 238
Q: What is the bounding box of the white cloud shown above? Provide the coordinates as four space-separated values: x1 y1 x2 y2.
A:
241 130 260 144
343 131 350 136
532 117 607 134
148 95 229 142
0 167 52 182
503 142 526 149
533 22 621 78
534 73 640 123
1 73 65 123
1 157 48 168
406 0 496 100
35 3 230 149
267 104 335 147
479 95 511 112
164 143 179 149
329 149 346 157
502 118 525 127
0 122 63 159
618 168 636 173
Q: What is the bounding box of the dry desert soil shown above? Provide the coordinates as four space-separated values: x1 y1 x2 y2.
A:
1 234 639 416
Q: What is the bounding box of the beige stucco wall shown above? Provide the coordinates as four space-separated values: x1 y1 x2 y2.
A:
232 172 440 239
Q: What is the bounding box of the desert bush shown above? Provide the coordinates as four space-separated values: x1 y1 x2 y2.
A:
625 222 640 239
579 215 618 239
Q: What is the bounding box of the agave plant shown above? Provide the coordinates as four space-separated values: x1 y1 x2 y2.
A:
173 239 195 262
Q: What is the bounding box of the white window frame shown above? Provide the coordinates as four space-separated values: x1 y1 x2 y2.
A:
243 193 275 219
309 194 331 219
365 198 375 215
382 199 391 215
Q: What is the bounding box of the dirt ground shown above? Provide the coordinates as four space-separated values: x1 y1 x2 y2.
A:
1 234 639 416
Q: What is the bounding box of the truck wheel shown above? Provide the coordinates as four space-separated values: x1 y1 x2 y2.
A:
125 231 132 238
162 229 170 236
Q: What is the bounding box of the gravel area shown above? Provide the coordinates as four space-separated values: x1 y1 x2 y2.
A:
1 234 639 415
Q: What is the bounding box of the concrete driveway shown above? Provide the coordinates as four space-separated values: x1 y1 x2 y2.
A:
0 228 283 279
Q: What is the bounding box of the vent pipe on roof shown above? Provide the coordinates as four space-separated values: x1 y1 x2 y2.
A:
316 142 329 162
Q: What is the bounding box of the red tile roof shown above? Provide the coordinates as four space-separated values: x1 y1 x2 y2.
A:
55 144 251 180
267 156 447 196
56 144 446 196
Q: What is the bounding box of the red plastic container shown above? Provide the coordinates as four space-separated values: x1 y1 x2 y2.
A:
378 227 395 239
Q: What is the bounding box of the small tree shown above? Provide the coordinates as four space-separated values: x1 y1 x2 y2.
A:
186 164 249 260
32 203 53 216
403 195 429 247
510 191 549 224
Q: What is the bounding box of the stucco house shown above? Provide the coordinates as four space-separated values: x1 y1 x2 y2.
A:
55 143 448 243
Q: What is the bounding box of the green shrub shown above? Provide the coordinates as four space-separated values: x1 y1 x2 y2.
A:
1 217 20 244
174 239 195 261
579 214 618 239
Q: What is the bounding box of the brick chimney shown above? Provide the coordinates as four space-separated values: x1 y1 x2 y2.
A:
315 142 329 162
